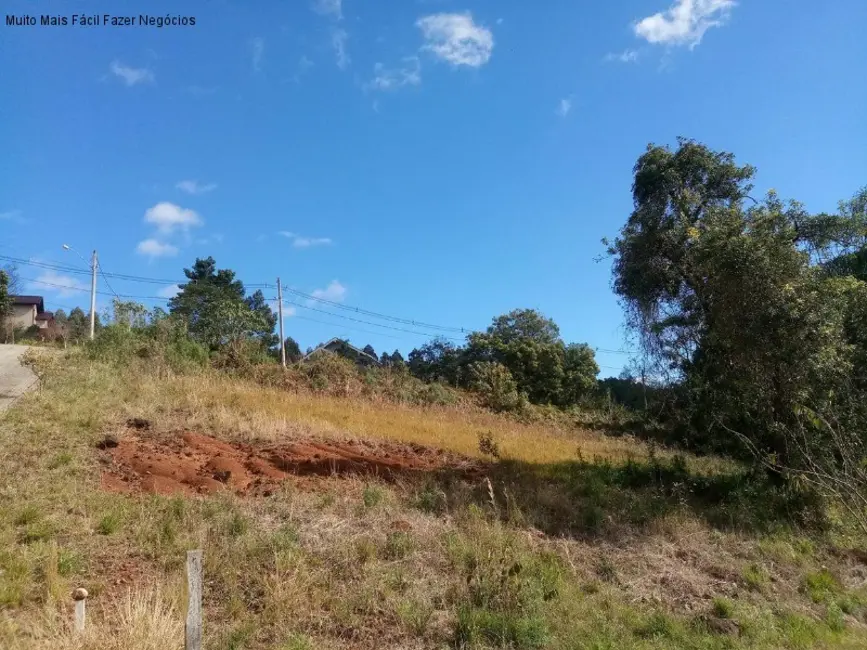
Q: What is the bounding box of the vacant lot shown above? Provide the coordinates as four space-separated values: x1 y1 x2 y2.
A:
1 350 865 649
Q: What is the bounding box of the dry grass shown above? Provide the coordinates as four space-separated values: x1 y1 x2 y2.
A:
1 350 866 649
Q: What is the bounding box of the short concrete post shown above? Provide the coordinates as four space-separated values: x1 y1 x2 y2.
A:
72 587 88 632
185 550 203 650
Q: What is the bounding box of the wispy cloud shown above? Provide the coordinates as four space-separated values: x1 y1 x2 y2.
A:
605 49 640 63
279 231 333 248
0 209 22 221
109 60 154 86
331 28 350 69
29 270 89 297
295 55 314 81
251 37 265 71
157 284 181 299
309 280 347 304
556 98 572 117
144 202 203 234
312 0 342 20
365 57 421 91
634 0 735 48
417 12 494 67
136 239 179 258
176 180 218 195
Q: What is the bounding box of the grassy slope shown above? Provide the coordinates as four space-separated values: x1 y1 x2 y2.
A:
1 350 866 649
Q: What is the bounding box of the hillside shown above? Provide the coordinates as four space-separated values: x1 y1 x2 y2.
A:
1 348 865 649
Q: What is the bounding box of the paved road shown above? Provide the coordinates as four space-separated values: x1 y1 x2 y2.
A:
0 345 37 411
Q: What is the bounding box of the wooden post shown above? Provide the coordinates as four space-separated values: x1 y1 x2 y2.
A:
277 277 286 368
72 588 88 632
185 550 203 650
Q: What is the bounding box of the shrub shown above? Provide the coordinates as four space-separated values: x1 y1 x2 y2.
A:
469 362 527 413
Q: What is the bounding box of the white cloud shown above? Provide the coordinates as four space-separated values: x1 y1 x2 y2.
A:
176 180 218 195
251 37 265 71
605 49 640 63
278 231 333 248
157 284 181 298
313 0 342 19
144 202 203 234
634 0 735 48
0 209 22 220
310 280 347 304
109 60 155 86
29 271 89 298
417 13 494 67
332 28 350 69
556 98 572 117
366 57 421 91
136 239 179 258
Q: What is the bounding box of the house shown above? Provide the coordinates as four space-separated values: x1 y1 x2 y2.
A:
301 338 381 367
8 296 52 329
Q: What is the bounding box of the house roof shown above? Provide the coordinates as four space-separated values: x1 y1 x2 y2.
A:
11 295 45 312
302 337 381 365
36 311 55 321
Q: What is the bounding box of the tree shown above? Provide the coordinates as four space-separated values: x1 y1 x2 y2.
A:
283 336 302 363
560 343 600 406
169 257 275 350
54 309 68 326
67 307 90 342
245 290 279 350
389 350 405 368
608 139 867 470
466 309 573 405
408 337 463 384
0 271 11 342
112 299 148 329
362 344 377 359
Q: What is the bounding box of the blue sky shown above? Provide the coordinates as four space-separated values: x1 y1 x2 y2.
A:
2 0 866 373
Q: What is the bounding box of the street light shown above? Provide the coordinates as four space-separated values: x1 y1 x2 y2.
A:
62 244 97 340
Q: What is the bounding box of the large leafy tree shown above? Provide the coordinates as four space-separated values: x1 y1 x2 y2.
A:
283 336 302 362
466 309 597 406
608 139 867 467
168 257 275 350
408 337 463 384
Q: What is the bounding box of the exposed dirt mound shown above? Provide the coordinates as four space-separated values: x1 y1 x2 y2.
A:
100 431 483 496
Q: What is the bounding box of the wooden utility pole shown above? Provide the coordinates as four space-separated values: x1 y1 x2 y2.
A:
277 278 286 368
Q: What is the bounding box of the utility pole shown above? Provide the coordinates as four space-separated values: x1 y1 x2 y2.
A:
277 277 286 368
89 250 97 340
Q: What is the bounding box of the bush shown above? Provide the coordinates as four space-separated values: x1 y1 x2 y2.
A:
469 362 527 413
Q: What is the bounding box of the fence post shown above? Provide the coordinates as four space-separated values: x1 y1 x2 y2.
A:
72 588 88 632
185 550 203 650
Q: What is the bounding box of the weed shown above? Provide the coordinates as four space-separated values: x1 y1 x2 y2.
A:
455 605 548 649
635 611 677 639
743 562 768 591
362 484 384 509
14 505 41 526
97 512 122 535
280 633 314 650
355 538 377 564
712 597 734 619
395 598 434 636
47 452 73 469
595 557 618 583
826 602 846 632
413 483 447 514
383 531 414 560
227 511 249 537
478 431 501 459
803 568 841 603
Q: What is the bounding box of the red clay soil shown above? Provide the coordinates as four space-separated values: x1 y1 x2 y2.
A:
100 430 483 497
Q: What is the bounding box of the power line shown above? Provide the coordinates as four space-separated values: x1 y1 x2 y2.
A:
281 286 467 333
20 276 171 302
280 298 465 341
